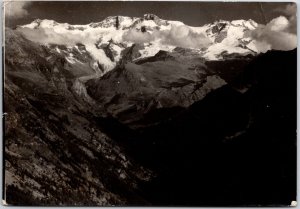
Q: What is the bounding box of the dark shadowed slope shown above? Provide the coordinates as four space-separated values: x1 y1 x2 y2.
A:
94 49 296 206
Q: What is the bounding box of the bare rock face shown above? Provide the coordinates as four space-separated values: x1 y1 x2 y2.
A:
143 14 159 21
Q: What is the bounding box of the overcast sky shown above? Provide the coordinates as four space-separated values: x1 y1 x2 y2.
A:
5 1 295 28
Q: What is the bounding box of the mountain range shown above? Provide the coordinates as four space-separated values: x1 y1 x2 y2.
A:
19 14 259 63
4 14 297 206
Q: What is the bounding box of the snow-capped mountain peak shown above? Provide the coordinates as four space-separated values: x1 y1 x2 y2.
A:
200 19 259 59
231 19 258 29
18 14 260 71
21 19 60 29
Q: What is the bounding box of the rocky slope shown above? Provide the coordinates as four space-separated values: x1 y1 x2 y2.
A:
4 28 153 206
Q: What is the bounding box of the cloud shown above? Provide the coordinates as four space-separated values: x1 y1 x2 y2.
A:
159 25 212 49
284 3 297 34
281 3 297 34
282 3 297 17
123 24 212 49
17 27 84 45
268 16 289 31
5 1 31 19
122 29 155 44
274 3 297 34
17 23 212 71
248 14 297 52
246 3 297 52
17 26 115 70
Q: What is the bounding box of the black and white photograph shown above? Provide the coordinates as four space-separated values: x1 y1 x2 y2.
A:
2 1 297 206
